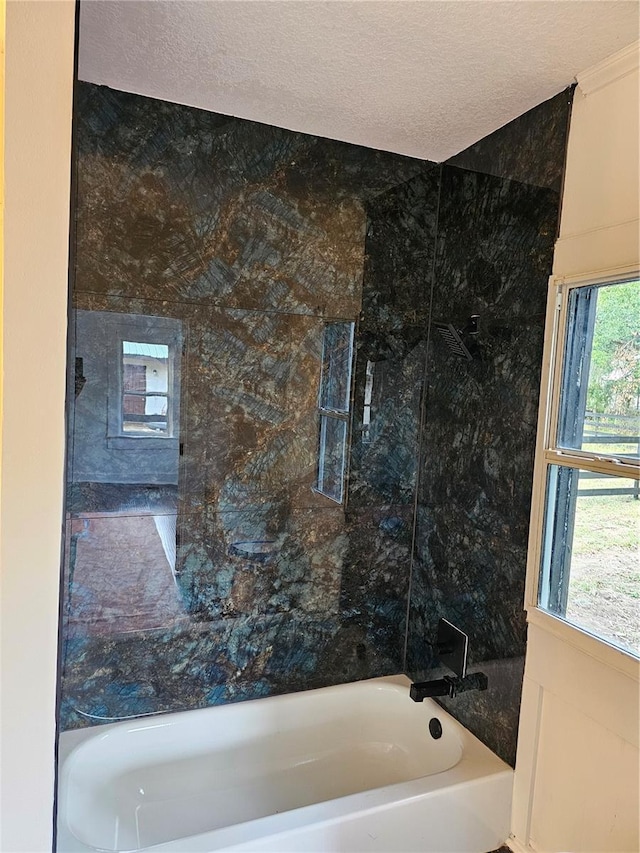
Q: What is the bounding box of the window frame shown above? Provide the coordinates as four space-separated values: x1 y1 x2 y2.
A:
121 342 172 437
525 267 640 667
106 317 183 449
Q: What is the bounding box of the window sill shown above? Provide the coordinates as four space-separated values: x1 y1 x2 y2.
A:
526 605 640 682
107 436 179 451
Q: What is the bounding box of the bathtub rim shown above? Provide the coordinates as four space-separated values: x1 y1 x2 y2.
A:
56 674 513 853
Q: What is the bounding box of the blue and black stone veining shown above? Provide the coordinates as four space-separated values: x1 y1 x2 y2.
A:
447 89 573 193
61 83 432 731
74 84 432 318
406 165 566 765
348 171 440 508
60 82 572 769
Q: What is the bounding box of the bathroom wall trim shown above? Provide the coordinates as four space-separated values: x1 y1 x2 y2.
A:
0 1 75 849
553 219 640 276
577 39 640 96
526 607 640 683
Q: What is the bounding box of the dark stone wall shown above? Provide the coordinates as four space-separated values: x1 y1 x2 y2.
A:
406 91 573 765
405 166 558 764
447 88 573 192
59 83 571 767
60 83 436 728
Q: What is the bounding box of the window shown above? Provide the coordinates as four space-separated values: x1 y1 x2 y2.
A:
536 276 639 656
315 322 355 503
106 315 182 446
122 341 171 435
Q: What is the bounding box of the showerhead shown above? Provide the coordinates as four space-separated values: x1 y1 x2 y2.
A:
433 323 474 360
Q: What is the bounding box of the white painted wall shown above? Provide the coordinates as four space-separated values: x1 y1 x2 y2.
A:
0 1 75 850
512 42 640 853
552 43 640 279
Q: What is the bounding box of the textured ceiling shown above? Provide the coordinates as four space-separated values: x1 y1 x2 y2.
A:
78 0 640 162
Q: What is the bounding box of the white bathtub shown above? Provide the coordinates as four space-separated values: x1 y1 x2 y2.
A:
56 675 513 853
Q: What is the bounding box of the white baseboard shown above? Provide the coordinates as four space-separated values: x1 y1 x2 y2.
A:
505 836 534 853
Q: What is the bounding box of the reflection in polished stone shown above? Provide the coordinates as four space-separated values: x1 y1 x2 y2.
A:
65 512 184 638
60 82 572 769
62 83 435 732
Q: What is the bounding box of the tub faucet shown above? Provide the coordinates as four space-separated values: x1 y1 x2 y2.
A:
410 672 488 702
409 618 488 702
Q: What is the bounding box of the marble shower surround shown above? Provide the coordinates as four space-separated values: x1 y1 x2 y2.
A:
60 83 572 767
61 83 436 730
406 160 570 765
403 90 572 765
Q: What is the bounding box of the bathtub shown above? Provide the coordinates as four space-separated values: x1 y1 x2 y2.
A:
56 675 513 853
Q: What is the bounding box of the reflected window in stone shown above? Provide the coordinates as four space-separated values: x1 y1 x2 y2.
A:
362 360 375 445
122 342 171 435
316 322 355 503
